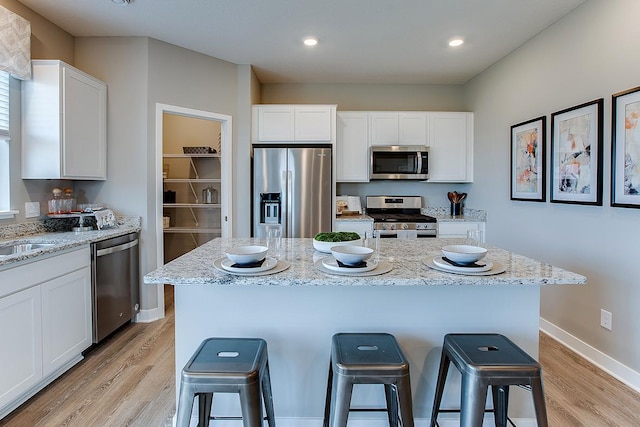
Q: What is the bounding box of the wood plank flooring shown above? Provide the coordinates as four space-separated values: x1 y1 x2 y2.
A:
2 288 639 426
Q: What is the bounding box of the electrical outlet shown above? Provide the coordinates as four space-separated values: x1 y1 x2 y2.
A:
600 309 612 331
25 202 40 218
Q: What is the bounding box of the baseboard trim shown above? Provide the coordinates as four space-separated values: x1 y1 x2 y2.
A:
134 307 164 323
540 317 640 393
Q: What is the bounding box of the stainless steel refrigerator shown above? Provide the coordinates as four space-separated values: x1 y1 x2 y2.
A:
253 145 332 238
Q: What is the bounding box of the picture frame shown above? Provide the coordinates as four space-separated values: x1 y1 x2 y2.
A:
510 116 546 201
611 86 640 208
550 99 603 205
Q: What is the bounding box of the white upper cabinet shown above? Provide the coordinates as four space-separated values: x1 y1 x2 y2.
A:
336 112 369 182
427 112 473 183
22 60 107 180
253 105 335 142
369 112 428 146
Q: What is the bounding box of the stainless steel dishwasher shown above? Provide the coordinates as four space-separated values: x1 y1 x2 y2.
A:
91 232 140 343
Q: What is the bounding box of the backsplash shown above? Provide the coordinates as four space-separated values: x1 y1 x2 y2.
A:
0 216 141 241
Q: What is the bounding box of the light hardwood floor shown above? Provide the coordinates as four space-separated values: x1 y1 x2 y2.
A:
2 287 639 426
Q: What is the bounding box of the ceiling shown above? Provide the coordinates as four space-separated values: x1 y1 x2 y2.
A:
18 0 586 85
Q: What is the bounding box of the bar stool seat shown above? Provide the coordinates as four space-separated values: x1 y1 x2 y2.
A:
323 332 414 427
430 333 548 427
176 337 276 427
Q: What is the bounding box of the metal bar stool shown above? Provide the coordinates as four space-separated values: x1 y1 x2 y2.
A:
430 333 548 427
176 337 276 427
323 332 414 427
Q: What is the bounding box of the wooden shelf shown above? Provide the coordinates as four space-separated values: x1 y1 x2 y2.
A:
163 227 222 234
163 178 221 183
163 153 220 158
163 203 221 208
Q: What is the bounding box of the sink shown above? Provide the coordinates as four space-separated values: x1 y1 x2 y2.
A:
0 243 57 256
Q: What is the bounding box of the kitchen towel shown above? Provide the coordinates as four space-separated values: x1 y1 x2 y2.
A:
95 209 118 230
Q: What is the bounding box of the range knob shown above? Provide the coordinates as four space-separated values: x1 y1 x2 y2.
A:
381 224 387 230
401 223 409 230
389 224 396 230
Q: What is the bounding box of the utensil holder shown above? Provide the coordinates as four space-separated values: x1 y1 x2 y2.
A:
450 202 463 216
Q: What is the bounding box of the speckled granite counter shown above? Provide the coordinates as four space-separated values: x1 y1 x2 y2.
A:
0 217 141 269
144 237 583 287
146 237 583 425
423 207 487 222
334 208 486 229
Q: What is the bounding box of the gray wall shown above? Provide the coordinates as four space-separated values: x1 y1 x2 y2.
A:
73 37 241 313
465 0 640 373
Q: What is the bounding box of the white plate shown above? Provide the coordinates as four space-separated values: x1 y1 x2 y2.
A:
220 256 276 273
315 258 393 276
322 257 377 273
213 258 291 276
432 256 493 273
424 258 506 276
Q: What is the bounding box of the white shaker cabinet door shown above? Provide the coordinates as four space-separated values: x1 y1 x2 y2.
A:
369 112 399 146
62 67 107 179
294 106 332 141
256 105 295 141
336 112 369 181
399 113 428 145
40 266 92 377
428 112 473 182
22 60 107 180
0 287 43 410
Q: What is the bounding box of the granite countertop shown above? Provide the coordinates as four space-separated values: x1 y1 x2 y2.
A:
335 214 372 221
144 237 585 287
335 208 487 223
0 217 141 269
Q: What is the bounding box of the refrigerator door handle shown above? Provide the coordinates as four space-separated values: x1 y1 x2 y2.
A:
287 170 293 237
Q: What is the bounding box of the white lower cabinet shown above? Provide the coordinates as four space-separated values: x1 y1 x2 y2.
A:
335 219 373 237
0 287 43 411
438 222 485 240
0 247 91 418
41 267 92 376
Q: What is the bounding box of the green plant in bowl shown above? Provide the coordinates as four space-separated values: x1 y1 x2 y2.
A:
313 231 362 253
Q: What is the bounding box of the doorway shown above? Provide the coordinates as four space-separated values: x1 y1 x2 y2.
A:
155 104 232 315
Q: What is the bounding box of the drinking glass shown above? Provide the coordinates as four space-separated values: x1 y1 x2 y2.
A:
265 224 283 259
364 230 380 264
466 229 484 247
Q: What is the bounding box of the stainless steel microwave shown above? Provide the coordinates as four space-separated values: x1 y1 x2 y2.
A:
369 145 429 180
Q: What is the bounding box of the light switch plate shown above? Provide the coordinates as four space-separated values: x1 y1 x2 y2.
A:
25 201 40 218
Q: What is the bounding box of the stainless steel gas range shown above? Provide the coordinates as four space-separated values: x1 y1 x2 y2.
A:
365 196 437 238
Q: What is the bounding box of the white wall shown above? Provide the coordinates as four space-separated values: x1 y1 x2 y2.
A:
465 0 640 375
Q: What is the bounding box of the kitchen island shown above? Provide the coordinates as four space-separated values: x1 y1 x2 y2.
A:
144 238 585 426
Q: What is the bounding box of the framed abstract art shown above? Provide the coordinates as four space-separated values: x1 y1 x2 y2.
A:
611 86 640 208
550 99 604 205
511 116 546 201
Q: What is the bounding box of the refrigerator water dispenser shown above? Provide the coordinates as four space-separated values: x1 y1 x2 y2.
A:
260 193 281 224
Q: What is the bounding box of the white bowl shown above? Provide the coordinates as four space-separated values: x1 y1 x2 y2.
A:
225 245 268 264
313 237 363 253
331 245 374 265
441 245 487 264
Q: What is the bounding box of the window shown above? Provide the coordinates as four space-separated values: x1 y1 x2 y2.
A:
0 71 8 138
0 70 15 217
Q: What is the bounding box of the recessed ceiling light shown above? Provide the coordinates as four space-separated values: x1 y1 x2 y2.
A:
448 38 464 47
303 37 318 47
111 0 132 5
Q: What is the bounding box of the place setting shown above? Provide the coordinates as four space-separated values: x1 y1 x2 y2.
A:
424 243 506 276
314 231 393 276
213 244 291 276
